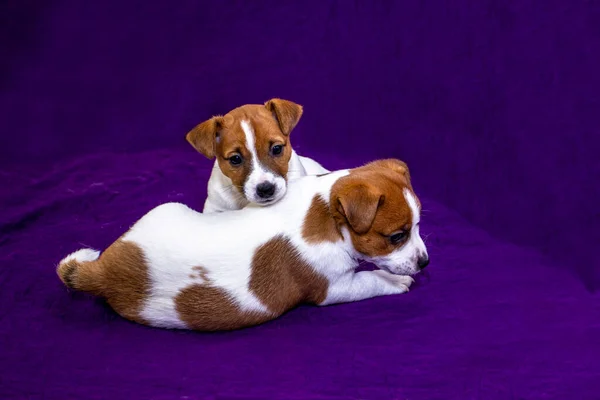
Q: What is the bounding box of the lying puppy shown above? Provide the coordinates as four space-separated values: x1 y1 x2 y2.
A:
57 159 429 331
186 98 329 213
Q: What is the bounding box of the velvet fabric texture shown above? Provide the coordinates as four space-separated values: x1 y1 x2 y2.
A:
1 1 599 399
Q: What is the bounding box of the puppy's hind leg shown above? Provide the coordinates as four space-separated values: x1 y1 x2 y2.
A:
320 270 413 306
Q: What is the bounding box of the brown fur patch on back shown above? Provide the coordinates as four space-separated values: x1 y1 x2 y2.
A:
176 236 328 331
302 195 342 244
249 235 329 315
175 284 271 331
96 240 150 325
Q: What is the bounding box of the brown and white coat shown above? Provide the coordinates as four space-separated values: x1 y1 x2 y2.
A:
186 98 329 213
57 159 429 331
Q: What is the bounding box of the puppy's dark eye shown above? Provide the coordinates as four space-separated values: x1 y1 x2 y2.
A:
271 144 284 156
390 231 407 245
229 155 243 166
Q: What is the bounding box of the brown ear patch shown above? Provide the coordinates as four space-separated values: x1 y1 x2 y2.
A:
175 283 270 331
334 183 383 234
264 98 303 136
186 116 224 159
95 240 150 325
250 235 329 315
302 195 342 244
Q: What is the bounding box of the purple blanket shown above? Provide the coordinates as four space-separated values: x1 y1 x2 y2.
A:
2 1 599 399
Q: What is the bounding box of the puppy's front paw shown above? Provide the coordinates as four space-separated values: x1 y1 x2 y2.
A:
372 270 414 292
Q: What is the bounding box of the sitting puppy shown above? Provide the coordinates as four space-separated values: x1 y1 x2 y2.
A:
57 159 429 331
186 98 329 213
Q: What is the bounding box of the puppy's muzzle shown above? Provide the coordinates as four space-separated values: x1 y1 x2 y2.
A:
256 182 276 200
417 255 430 270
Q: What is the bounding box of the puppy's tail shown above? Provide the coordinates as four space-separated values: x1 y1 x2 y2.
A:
57 248 106 296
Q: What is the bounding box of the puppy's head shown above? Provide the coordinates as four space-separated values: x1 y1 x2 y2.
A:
186 98 303 206
331 159 429 276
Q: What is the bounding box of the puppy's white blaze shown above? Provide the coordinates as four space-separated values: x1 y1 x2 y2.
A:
240 120 259 169
404 188 427 258
404 188 420 226
240 119 286 204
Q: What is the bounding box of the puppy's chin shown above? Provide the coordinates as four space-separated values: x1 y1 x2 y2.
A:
377 263 419 276
253 198 278 206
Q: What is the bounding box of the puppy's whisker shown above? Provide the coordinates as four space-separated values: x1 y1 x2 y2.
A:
223 183 244 192
224 184 244 191
222 185 245 201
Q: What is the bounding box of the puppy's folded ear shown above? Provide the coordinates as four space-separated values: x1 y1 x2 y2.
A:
335 184 383 234
264 98 303 136
185 116 224 159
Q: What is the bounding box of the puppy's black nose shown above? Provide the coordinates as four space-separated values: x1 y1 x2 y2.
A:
417 256 430 270
256 182 276 199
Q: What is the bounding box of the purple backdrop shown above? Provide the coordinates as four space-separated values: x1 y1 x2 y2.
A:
1 1 599 399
